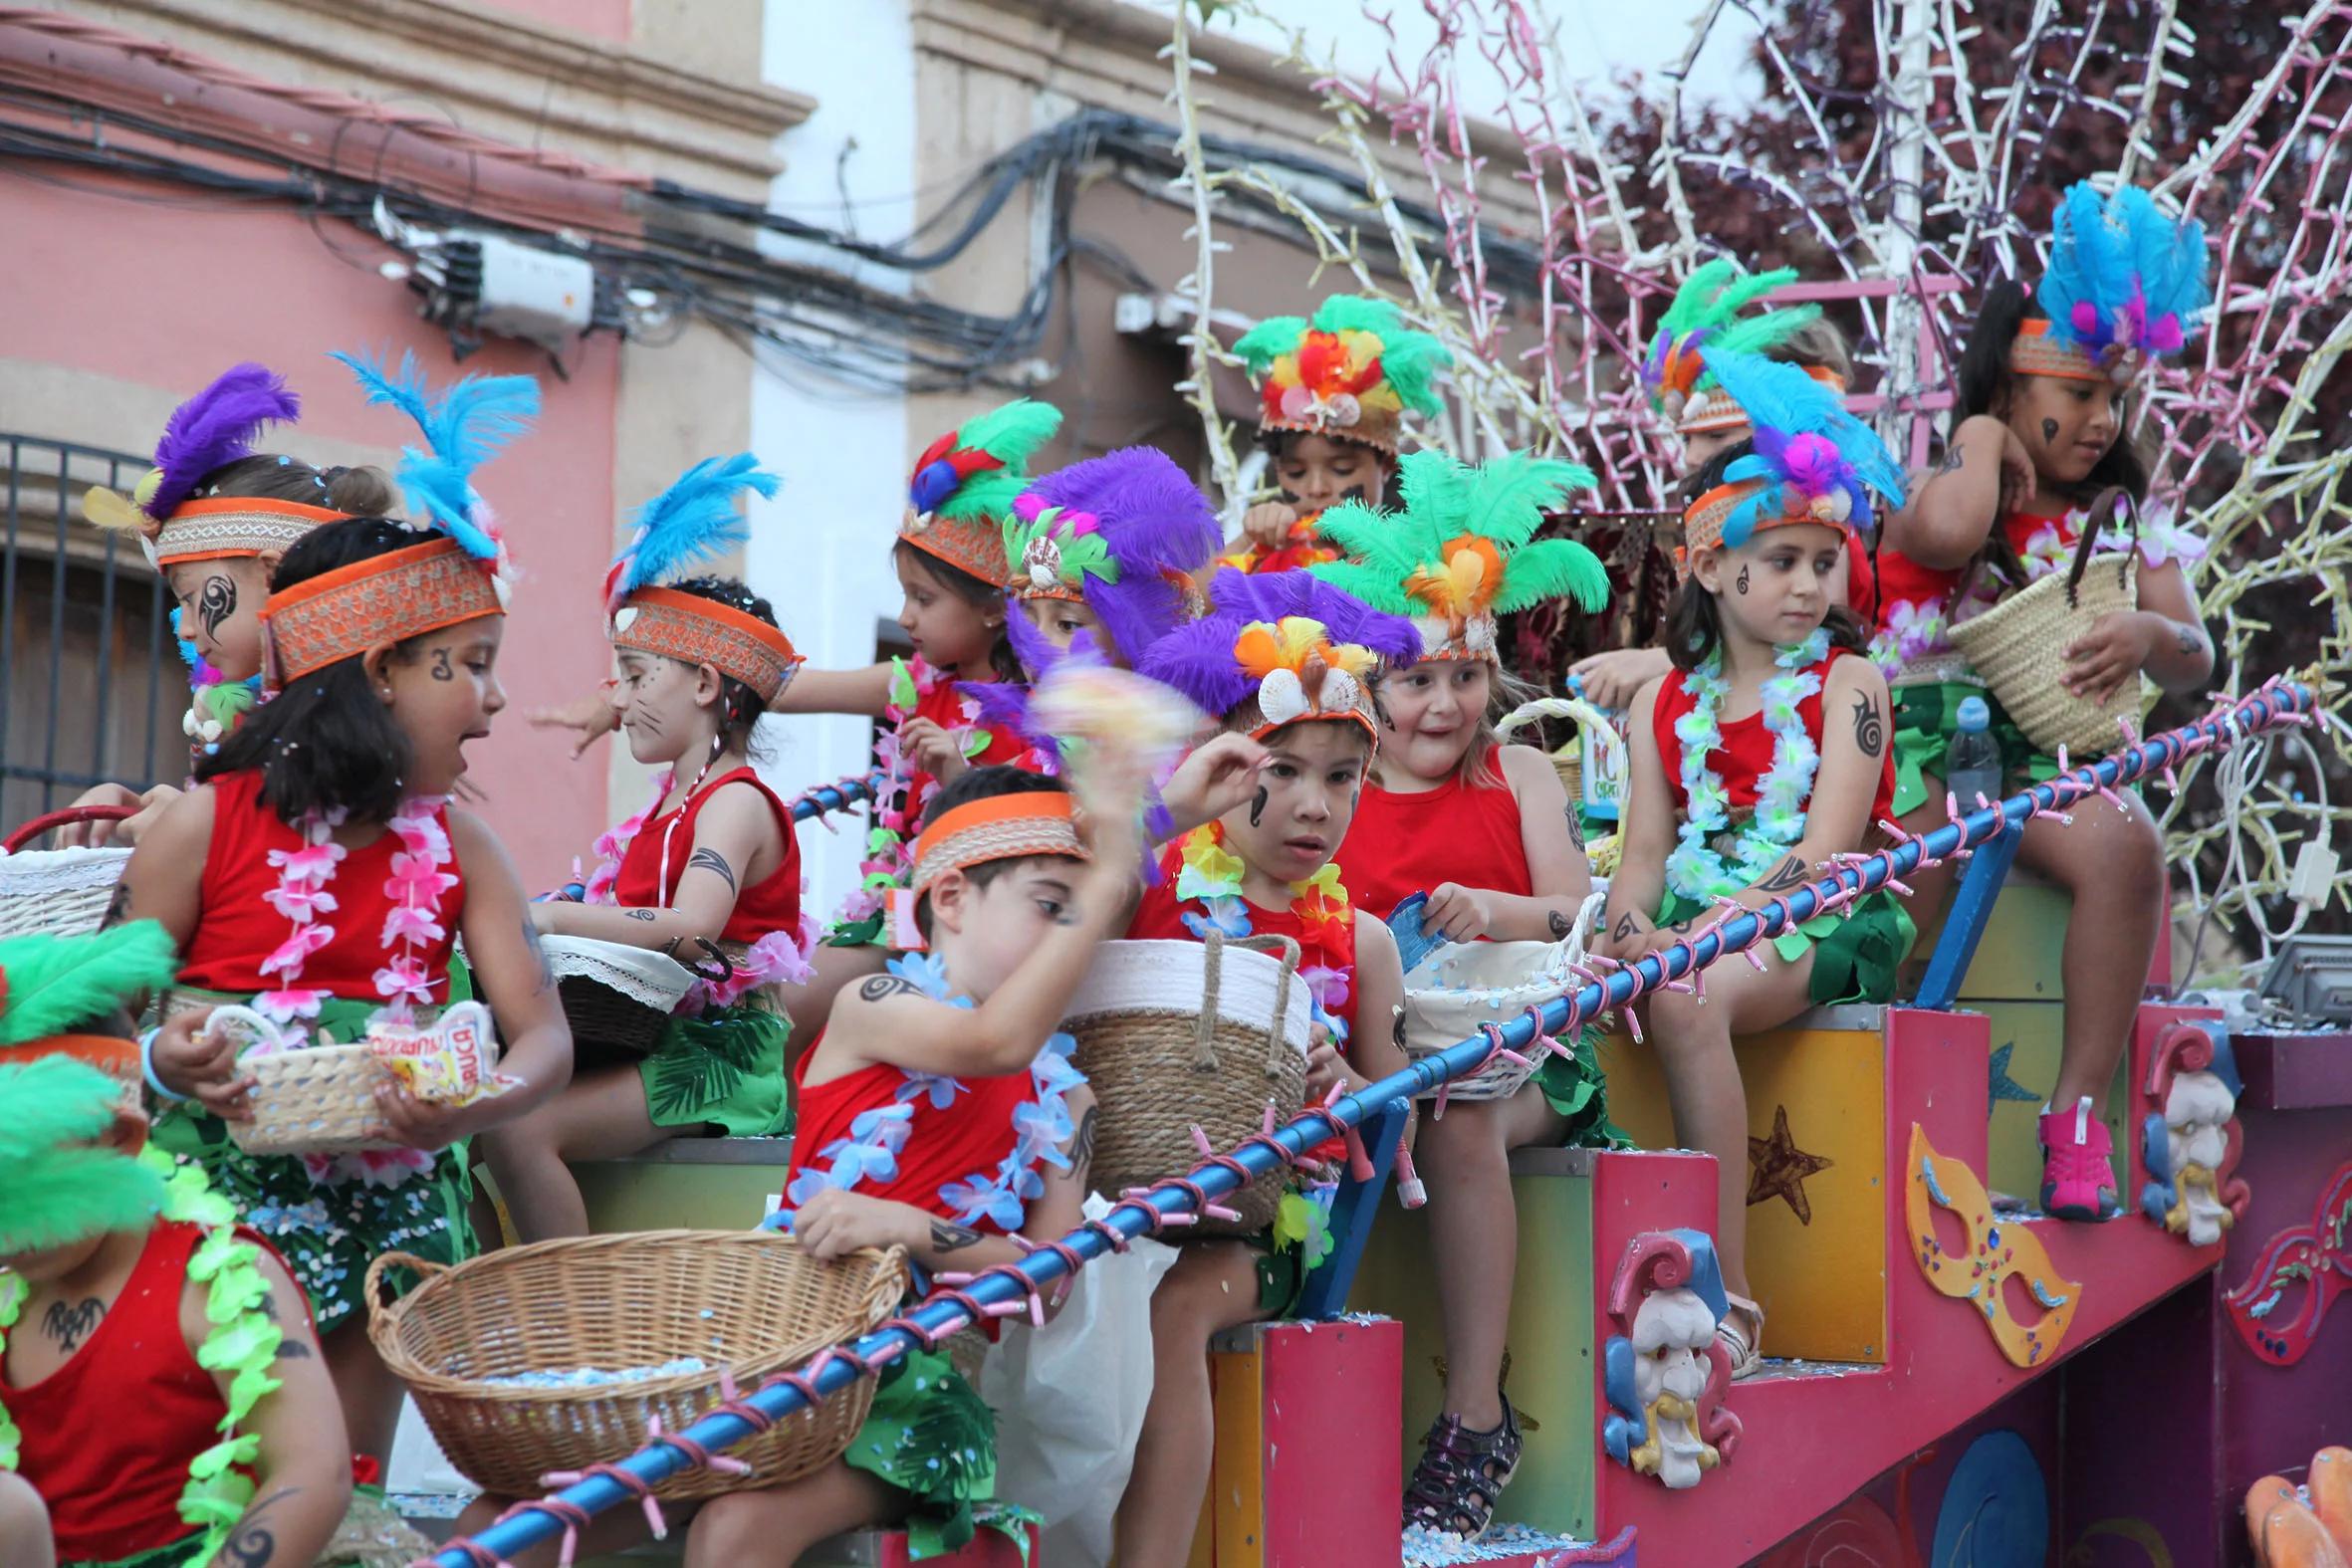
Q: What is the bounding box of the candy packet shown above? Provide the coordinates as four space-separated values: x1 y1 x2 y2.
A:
364 1002 521 1107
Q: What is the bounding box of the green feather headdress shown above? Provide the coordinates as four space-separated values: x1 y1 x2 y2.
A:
0 1055 165 1252
0 922 178 1045
1233 296 1448 455
1309 449 1609 662
1640 259 1820 425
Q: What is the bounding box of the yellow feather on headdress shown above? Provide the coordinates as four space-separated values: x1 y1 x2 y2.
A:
1402 536 1505 618
1233 615 1332 677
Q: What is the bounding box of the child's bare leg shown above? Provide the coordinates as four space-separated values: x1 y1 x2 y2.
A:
1641 950 1815 1299
0 1470 54 1568
783 945 887 1046
688 1462 904 1568
2015 790 2164 1112
1416 1089 1565 1429
451 1492 655 1568
478 1065 665 1242
1116 1241 1264 1568
324 1316 411 1465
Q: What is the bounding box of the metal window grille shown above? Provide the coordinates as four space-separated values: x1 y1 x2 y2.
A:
1 435 181 827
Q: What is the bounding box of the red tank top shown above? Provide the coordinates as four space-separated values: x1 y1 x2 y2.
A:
178 771 464 1000
1652 653 1896 829
1874 506 2082 664
1332 773 1532 925
903 663 1038 831
612 767 803 944
1126 844 1360 1039
7 1221 302 1559
1842 540 1879 622
787 1039 1042 1232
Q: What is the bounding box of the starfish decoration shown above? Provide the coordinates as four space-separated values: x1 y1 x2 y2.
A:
1748 1104 1834 1226
1988 1041 2039 1117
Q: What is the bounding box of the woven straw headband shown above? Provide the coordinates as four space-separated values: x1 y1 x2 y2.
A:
909 791 1086 899
2008 318 2127 384
1676 366 1849 437
611 586 805 707
1674 478 1854 578
260 538 503 690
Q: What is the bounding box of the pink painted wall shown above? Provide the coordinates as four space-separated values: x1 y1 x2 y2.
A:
0 170 616 891
479 0 631 42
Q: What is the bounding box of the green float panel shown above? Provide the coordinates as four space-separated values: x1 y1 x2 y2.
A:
1953 881 2072 1002
1346 1148 1596 1539
575 1136 796 1233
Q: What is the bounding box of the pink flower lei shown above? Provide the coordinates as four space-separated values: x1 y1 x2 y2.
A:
837 655 957 924
581 773 669 905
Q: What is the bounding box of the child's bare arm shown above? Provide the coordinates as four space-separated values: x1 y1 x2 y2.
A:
2062 557 2212 702
536 782 779 951
1889 414 2025 570
767 663 893 718
1347 916 1411 1087
107 784 216 947
1725 655 1888 915
1423 745 1593 944
1598 680 1674 957
191 1251 352 1568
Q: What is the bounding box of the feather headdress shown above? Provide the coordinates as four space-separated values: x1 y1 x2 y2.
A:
81 363 339 567
1139 567 1418 740
0 923 178 1047
1004 446 1221 667
605 455 801 706
1233 297 1447 455
0 1055 167 1253
1640 261 1818 426
903 400 1063 588
1308 449 1607 662
258 350 539 690
1681 350 1908 565
2020 181 2212 384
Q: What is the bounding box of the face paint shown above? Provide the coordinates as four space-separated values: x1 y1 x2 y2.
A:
198 574 236 637
2041 417 2060 445
1735 564 1750 595
1250 785 1269 828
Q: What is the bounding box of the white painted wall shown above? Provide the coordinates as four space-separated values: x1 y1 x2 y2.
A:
752 1 918 918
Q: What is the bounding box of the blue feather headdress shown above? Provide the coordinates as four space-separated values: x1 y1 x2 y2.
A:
1684 350 1908 560
335 348 541 596
2022 182 2211 383
603 455 801 705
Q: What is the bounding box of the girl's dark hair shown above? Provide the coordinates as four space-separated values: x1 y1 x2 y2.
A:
197 518 423 822
1255 427 1401 509
663 576 784 762
194 455 400 518
894 541 1025 683
1953 280 2152 509
1665 442 1868 673
913 767 1073 939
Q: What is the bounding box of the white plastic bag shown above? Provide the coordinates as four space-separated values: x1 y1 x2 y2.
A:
979 1196 1180 1568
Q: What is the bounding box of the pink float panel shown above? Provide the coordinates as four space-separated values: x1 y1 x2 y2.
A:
1592 1007 2225 1563
1257 1318 1404 1568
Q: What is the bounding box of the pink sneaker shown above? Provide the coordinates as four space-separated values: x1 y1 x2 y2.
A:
2038 1097 2120 1222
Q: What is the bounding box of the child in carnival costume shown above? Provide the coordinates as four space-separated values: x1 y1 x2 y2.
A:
121 354 574 1464
485 456 816 1240
1305 450 1619 1537
1119 570 1420 1568
1225 297 1449 572
1597 349 1912 1380
1002 445 1222 665
71 363 399 847
0 923 352 1568
452 754 1174 1563
1875 180 2216 1223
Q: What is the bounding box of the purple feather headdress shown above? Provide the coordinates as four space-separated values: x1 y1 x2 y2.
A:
1138 567 1419 723
139 363 302 521
1004 446 1220 667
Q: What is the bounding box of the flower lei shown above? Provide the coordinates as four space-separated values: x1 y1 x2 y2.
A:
1663 628 1831 903
581 773 668 906
248 796 454 1187
838 657 988 927
1173 824 1355 1042
0 1149 285 1560
772 951 1089 1230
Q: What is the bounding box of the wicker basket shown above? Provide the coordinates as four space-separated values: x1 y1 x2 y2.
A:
367 1231 905 1501
544 936 695 1055
1064 935 1312 1234
0 846 130 939
1399 887 1602 1101
1945 490 2147 758
229 1044 399 1157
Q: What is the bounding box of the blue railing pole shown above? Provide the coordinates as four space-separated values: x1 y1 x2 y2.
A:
788 775 879 822
437 681 2311 1564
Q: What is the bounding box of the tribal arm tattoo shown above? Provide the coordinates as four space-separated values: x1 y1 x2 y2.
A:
1755 855 1810 893
1563 802 1585 847
255 1291 314 1358
521 913 556 996
928 1219 984 1253
1066 1105 1099 1181
1851 692 1885 758
855 976 922 1004
219 1486 296 1568
685 847 737 895
99 881 131 931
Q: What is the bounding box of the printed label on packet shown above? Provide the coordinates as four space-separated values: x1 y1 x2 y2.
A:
365 1002 519 1106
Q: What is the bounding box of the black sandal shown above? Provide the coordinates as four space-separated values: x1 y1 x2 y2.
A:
1401 1395 1524 1540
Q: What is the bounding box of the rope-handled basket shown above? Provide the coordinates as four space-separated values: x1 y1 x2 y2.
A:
1399 886 1606 1101
366 1231 906 1501
543 936 696 1056
0 806 137 939
1064 934 1313 1234
1947 488 2149 758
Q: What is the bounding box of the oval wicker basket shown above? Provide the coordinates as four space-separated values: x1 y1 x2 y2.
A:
1947 550 2146 758
366 1231 906 1501
229 1044 399 1157
1399 888 1603 1102
543 936 695 1056
1064 935 1312 1234
0 845 130 940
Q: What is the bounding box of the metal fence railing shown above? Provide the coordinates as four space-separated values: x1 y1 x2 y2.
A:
1 434 181 827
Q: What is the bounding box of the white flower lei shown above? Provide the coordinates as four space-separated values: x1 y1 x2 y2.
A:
1663 629 1831 902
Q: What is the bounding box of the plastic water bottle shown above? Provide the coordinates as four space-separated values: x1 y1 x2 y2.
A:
1945 695 2004 814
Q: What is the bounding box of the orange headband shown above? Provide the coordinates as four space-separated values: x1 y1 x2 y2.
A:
900 510 1014 590
260 538 503 690
1674 477 1851 577
156 496 348 566
1676 365 1848 437
611 586 805 707
0 1034 140 1087
909 791 1086 899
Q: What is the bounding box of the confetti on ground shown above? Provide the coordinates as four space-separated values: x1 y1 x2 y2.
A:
1403 1522 1595 1565
479 1356 707 1389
